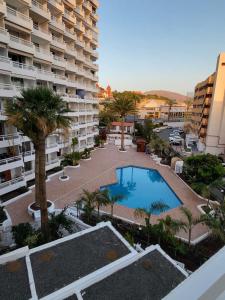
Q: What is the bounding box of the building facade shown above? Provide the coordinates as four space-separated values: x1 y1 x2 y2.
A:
0 0 99 197
191 73 215 145
192 53 225 155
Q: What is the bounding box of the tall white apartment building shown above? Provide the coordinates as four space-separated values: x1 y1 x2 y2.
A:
0 0 99 198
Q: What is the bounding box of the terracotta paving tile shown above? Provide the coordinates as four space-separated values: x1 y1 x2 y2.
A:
6 145 208 242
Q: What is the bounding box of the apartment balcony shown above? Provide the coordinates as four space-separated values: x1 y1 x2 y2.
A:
0 55 11 73
0 155 23 173
65 45 77 57
51 36 66 50
79 122 87 128
24 169 35 181
35 68 54 82
84 30 92 40
64 9 76 24
65 110 79 117
90 0 99 8
48 0 64 13
0 133 21 148
6 6 33 31
0 176 26 196
31 0 50 20
64 27 76 40
84 97 99 104
53 73 67 85
76 53 85 62
71 122 79 130
23 150 35 162
66 62 78 73
50 16 65 32
32 24 52 42
75 38 85 48
46 143 59 154
0 0 6 16
62 94 80 102
46 158 60 171
52 55 66 68
0 84 18 98
83 1 92 11
34 47 53 63
0 27 9 44
74 6 84 18
9 35 35 55
74 22 85 33
11 61 36 79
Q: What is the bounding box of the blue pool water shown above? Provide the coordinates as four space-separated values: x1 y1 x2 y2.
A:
101 166 182 214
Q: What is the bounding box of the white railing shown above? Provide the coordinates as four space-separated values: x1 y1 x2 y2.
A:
0 83 13 90
46 143 58 149
46 159 59 165
10 34 33 48
0 133 19 141
35 47 52 56
7 6 32 22
23 150 35 157
0 155 22 166
24 170 33 176
12 61 35 71
53 55 64 62
0 176 25 189
32 0 48 12
33 24 50 35
0 55 10 63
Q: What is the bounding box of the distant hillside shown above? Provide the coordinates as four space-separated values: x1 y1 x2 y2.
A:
144 90 188 103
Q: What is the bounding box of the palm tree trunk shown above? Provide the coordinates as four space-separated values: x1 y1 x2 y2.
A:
111 204 113 217
39 135 49 240
34 144 40 207
121 120 125 151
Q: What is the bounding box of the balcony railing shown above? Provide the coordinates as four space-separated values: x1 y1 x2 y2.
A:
0 176 25 190
12 61 35 71
0 133 20 141
7 6 32 22
9 35 33 48
46 159 59 165
32 0 48 12
0 155 22 166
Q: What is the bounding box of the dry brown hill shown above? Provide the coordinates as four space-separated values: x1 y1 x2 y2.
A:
144 90 188 103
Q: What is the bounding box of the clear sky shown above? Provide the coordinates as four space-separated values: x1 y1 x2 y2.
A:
98 0 225 95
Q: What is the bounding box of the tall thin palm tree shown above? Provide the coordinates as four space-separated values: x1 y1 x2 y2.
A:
165 99 177 121
71 136 78 153
79 189 98 223
6 87 70 239
134 201 169 243
94 189 110 218
180 206 199 247
110 92 136 151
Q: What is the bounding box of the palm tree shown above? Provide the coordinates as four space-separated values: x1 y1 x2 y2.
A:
94 189 110 218
199 202 225 243
180 206 199 247
110 92 136 151
165 99 177 121
104 193 123 217
79 189 97 223
71 137 78 153
184 98 193 121
6 87 70 239
134 201 169 243
159 215 186 236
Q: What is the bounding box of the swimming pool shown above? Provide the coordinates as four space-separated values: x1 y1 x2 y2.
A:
101 166 182 215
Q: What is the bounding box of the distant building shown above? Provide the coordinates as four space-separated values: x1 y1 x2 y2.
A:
191 53 225 155
97 84 113 99
137 99 188 121
110 121 134 134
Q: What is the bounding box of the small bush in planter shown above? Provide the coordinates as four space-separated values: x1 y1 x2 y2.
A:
12 223 35 247
94 135 100 147
62 152 80 166
0 206 7 223
82 148 91 159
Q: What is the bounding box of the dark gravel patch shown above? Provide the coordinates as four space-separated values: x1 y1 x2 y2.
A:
30 227 131 298
0 257 31 300
82 250 186 300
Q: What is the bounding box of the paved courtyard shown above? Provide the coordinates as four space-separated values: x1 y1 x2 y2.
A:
6 144 208 242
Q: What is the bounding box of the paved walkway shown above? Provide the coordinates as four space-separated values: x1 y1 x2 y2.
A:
6 144 208 242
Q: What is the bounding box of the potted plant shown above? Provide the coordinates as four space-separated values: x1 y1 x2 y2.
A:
82 148 91 160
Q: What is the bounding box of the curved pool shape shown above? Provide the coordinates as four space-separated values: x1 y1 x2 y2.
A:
101 166 182 215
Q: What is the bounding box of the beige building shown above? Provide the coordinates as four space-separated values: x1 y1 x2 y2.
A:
192 53 225 155
0 0 99 197
191 73 215 143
